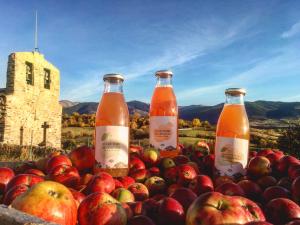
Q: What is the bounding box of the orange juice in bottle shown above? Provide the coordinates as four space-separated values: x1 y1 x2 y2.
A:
94 73 129 177
215 88 250 178
150 70 179 158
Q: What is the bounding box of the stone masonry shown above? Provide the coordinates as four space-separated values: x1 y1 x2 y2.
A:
0 51 61 148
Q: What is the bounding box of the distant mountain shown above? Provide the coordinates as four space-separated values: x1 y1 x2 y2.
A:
61 100 300 124
60 100 79 108
61 100 150 116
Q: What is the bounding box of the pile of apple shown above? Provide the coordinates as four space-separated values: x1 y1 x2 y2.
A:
1 144 300 225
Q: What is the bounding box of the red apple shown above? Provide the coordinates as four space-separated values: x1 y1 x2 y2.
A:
69 146 94 171
177 164 197 186
186 192 265 225
0 167 15 194
146 167 160 178
263 186 290 203
215 182 245 197
86 172 115 194
112 188 135 203
167 183 182 195
128 215 155 225
188 175 214 195
163 166 178 184
174 155 190 165
5 174 44 193
78 192 126 225
118 176 135 189
257 176 277 190
202 154 215 175
79 173 93 186
46 155 72 173
144 176 166 196
49 165 80 187
130 169 147 182
3 184 29 205
276 156 300 176
290 169 300 180
214 175 234 188
170 187 197 212
257 149 274 157
24 169 45 177
12 181 77 225
129 156 146 174
288 164 300 177
266 152 283 167
292 176 300 204
265 198 300 225
238 179 262 201
289 165 300 179
272 149 284 158
158 197 185 225
115 179 125 189
187 161 201 174
69 188 86 208
128 183 149 201
247 156 272 178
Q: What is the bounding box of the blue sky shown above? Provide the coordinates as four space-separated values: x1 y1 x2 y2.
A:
0 0 300 106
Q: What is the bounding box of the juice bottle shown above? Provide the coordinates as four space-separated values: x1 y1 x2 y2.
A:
94 73 129 177
149 70 179 158
214 88 250 178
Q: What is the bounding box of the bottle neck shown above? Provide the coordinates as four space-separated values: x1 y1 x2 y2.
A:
225 94 245 105
104 80 123 93
156 76 173 87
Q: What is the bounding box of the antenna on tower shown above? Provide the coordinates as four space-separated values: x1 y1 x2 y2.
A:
34 10 39 52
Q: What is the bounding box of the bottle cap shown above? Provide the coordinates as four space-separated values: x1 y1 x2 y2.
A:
103 73 124 82
225 88 246 96
155 70 173 78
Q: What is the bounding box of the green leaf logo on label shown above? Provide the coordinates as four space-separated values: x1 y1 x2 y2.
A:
221 146 228 152
102 133 111 141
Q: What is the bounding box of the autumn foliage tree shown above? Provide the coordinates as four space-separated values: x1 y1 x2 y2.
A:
192 118 201 128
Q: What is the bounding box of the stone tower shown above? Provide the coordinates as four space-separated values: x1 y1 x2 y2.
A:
0 51 62 148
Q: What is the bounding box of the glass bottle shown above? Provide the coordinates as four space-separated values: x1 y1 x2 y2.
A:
149 70 179 158
214 88 250 178
94 73 129 177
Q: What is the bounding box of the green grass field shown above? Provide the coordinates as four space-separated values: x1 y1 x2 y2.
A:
61 127 216 148
61 126 281 150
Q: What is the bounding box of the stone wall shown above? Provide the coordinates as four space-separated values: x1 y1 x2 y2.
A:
0 52 62 148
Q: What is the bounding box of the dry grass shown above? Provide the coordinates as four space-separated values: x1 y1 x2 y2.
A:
0 144 62 162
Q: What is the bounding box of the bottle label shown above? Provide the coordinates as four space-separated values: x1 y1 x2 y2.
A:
95 126 129 169
150 116 177 151
215 136 249 177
